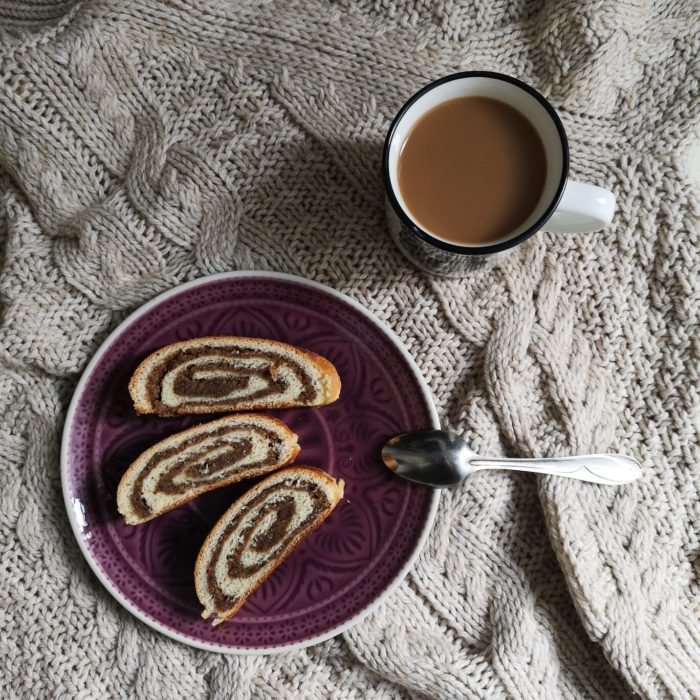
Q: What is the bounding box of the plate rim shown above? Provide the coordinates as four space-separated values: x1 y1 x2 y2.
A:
60 271 440 655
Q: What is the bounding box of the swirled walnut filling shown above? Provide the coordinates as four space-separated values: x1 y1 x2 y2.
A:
130 425 287 519
205 480 330 612
146 346 319 416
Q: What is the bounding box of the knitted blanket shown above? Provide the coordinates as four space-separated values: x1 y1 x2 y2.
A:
1 2 698 698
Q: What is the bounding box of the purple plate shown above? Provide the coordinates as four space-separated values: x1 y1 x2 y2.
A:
61 272 439 653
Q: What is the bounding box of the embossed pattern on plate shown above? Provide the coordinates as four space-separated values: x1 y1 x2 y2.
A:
62 273 438 653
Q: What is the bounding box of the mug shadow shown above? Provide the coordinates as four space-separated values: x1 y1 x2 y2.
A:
235 135 419 288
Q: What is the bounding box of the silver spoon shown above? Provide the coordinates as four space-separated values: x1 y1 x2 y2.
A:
382 430 642 487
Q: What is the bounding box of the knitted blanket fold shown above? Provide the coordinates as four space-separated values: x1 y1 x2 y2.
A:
1 2 698 698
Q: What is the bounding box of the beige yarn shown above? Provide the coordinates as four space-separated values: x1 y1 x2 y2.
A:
0 1 698 698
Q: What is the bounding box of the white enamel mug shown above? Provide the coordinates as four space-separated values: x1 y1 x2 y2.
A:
383 72 615 276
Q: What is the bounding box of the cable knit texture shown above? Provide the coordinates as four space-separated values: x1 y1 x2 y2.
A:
0 1 698 698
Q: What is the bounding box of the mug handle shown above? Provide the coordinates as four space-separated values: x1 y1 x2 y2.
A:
545 180 615 234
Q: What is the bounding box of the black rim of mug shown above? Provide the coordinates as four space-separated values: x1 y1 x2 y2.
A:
382 71 570 257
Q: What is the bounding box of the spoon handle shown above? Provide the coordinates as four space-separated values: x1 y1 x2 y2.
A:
469 454 642 485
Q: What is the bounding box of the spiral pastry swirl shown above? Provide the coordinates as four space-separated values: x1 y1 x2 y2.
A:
195 467 344 625
128 336 341 416
116 414 299 525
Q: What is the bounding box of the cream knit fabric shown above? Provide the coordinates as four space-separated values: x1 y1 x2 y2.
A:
0 1 698 698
